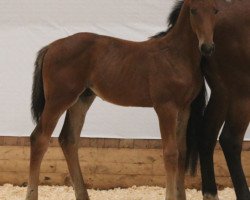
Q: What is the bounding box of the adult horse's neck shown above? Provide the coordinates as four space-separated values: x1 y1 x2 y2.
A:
161 2 201 68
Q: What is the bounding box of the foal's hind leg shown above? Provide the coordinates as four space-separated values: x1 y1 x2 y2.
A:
219 100 250 200
59 92 95 200
26 97 77 200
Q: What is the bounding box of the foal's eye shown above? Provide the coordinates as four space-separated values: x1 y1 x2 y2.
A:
190 8 197 15
214 8 219 14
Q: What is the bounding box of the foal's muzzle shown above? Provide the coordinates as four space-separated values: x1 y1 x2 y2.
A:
200 43 215 56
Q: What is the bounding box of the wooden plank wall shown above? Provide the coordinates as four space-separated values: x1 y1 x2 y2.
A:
0 136 249 189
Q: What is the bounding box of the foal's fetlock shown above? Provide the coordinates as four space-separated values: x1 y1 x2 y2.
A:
76 196 90 200
75 189 90 200
25 187 38 200
203 193 219 200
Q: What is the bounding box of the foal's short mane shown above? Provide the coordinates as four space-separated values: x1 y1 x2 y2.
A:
150 0 184 39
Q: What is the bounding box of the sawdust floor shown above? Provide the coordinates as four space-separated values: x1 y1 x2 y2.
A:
0 184 237 200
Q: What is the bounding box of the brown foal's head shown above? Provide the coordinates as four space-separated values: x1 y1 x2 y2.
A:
188 0 219 56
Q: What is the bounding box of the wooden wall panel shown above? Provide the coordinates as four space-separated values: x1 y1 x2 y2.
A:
0 137 249 189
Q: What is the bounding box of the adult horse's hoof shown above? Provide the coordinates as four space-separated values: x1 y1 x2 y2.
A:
203 193 219 200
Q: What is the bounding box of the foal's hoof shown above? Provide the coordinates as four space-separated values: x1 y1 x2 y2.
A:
203 193 219 200
25 187 38 200
25 193 38 200
76 198 90 200
76 194 90 200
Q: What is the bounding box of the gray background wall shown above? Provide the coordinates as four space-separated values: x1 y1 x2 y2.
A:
0 0 249 140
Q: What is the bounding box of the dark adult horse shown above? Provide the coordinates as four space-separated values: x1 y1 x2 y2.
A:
25 0 218 200
153 0 250 200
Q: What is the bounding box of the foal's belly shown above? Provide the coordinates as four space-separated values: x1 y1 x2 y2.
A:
90 77 153 107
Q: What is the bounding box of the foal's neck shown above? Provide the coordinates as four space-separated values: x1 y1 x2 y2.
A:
161 3 201 68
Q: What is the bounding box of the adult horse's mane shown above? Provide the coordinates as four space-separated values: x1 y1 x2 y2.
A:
150 0 184 39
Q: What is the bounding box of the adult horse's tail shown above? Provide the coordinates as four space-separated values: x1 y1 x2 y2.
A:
185 78 207 175
31 46 49 124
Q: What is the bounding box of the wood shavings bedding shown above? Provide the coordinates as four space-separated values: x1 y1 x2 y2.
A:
0 184 237 200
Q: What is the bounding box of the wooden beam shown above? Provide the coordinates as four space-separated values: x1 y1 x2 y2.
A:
0 144 249 189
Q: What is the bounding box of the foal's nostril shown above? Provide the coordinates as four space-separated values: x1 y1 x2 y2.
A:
201 43 215 55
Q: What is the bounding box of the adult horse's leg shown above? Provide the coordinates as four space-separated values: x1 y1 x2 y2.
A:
176 109 190 200
59 92 95 200
199 94 227 200
219 100 250 200
155 103 180 200
26 98 75 200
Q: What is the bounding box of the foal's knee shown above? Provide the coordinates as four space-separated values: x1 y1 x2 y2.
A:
163 148 179 166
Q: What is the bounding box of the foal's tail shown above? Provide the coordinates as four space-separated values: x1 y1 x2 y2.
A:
31 46 49 124
185 79 207 176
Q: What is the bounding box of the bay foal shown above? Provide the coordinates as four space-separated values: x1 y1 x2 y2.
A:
26 0 218 200
155 1 250 200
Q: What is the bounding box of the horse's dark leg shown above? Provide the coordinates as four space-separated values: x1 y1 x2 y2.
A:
154 102 180 200
199 95 227 200
59 93 95 200
176 109 190 200
26 98 75 200
219 101 250 200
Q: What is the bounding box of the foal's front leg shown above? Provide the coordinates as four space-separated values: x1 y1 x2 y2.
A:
155 103 182 200
176 109 190 200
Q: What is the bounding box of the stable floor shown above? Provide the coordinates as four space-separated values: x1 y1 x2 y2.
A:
0 184 237 200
